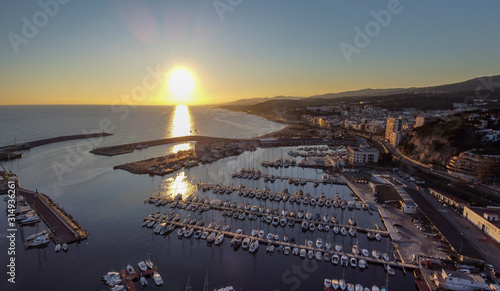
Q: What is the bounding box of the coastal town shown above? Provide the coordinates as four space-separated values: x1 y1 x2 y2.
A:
3 95 500 290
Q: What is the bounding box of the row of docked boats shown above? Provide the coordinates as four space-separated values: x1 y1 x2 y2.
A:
324 279 386 291
260 158 297 168
9 196 42 225
351 244 390 261
198 183 369 212
144 215 397 273
145 194 380 238
25 230 52 248
54 243 68 252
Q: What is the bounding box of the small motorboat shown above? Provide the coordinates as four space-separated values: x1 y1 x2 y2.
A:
139 276 147 287
145 259 154 269
359 259 366 269
126 264 136 275
153 272 163 286
138 261 147 272
331 254 340 265
55 244 61 252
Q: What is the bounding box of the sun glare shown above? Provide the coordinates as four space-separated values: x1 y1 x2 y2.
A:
168 68 194 99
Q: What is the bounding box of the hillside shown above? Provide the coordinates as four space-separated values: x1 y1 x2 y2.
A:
399 115 478 165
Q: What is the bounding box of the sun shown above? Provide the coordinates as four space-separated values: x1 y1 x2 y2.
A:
168 68 195 99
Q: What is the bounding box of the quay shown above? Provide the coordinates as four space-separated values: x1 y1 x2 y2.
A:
144 216 416 270
0 132 112 161
114 150 197 175
19 188 87 244
90 135 240 156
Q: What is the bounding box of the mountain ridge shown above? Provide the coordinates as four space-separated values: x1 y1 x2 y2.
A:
224 74 500 106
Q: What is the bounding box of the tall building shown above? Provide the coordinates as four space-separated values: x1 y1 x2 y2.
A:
347 145 379 165
415 116 426 128
385 117 403 147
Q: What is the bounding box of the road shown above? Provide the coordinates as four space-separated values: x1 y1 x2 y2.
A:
349 130 500 197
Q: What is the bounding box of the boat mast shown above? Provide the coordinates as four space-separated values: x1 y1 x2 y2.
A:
185 274 192 291
202 270 209 291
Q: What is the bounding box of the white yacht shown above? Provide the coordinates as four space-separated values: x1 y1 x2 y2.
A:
362 248 369 257
215 233 224 245
20 214 40 225
350 257 357 268
352 244 360 255
153 272 163 286
340 255 348 267
145 259 154 269
249 239 259 253
55 244 61 252
139 276 147 287
325 278 332 288
384 264 395 275
138 261 147 272
26 229 52 241
358 259 366 269
316 238 323 249
126 264 135 275
339 279 346 290
372 250 381 259
434 269 489 291
299 248 307 258
26 235 50 247
315 251 322 261
242 237 250 249
331 254 340 265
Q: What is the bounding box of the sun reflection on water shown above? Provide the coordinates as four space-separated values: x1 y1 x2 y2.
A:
170 104 192 153
160 172 196 200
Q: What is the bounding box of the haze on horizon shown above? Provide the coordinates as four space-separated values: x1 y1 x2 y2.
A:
1 1 499 106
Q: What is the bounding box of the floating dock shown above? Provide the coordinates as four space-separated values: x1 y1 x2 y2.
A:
19 188 87 244
119 267 157 291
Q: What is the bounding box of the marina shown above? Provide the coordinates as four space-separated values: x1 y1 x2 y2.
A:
102 260 162 291
145 188 390 236
0 106 422 290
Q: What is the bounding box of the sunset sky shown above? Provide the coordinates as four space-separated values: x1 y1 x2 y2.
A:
1 1 499 105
